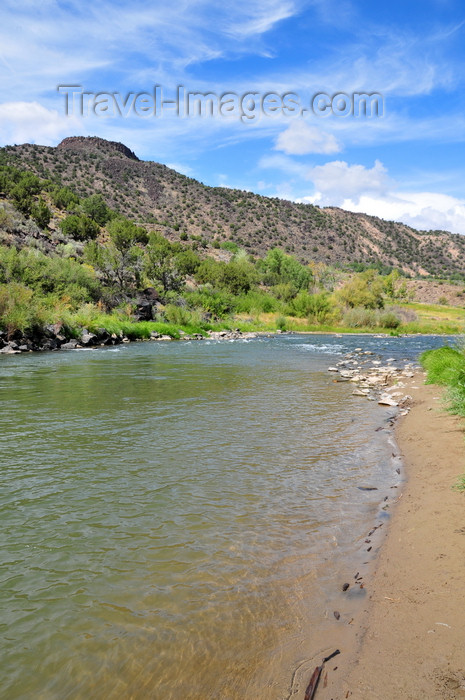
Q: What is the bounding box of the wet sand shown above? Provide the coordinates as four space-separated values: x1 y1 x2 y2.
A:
341 375 465 699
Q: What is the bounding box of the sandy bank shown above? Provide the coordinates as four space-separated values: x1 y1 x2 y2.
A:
342 378 465 699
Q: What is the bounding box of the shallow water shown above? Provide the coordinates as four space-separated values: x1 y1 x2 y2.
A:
0 334 450 699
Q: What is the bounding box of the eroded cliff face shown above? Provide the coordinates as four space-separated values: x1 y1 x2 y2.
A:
57 136 139 161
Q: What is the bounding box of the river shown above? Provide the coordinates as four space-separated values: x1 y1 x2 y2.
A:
0 333 451 699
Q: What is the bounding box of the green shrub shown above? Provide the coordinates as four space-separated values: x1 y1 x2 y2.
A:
378 311 401 329
51 186 80 210
163 303 194 326
31 198 51 229
61 214 99 241
186 288 235 317
343 307 377 327
0 282 47 334
81 193 111 225
234 290 280 314
220 240 239 253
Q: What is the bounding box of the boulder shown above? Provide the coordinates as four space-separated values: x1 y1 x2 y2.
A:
80 330 98 346
0 343 21 354
61 340 79 350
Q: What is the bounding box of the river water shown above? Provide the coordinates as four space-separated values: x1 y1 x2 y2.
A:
0 334 451 699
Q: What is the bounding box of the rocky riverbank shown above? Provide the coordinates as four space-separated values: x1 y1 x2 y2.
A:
328 347 417 414
0 325 258 354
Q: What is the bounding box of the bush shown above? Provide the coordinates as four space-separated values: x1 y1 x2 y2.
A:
31 198 51 229
81 193 111 225
61 214 99 241
234 290 280 314
51 186 80 210
337 270 384 309
378 311 401 329
220 241 239 253
108 217 148 249
186 288 235 317
163 304 202 326
343 307 377 328
0 282 47 334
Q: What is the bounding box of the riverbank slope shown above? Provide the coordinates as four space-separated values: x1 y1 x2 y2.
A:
343 379 465 699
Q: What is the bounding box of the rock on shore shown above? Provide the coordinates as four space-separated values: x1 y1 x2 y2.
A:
328 348 415 414
0 325 258 354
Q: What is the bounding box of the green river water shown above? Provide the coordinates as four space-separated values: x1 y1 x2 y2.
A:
0 334 449 699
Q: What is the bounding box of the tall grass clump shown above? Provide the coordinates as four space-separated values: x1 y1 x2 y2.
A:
421 346 465 389
421 342 465 489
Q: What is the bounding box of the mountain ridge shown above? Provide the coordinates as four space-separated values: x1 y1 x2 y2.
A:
2 136 465 279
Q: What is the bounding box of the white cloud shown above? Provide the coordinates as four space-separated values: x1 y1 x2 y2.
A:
0 101 83 145
262 152 465 234
165 162 194 176
275 121 341 155
342 192 465 235
305 159 392 204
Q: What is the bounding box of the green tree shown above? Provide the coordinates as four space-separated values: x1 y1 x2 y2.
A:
51 186 80 210
144 232 185 292
337 270 385 309
31 198 51 229
81 193 111 225
107 217 148 252
60 214 99 241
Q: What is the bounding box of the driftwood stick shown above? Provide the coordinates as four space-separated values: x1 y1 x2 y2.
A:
304 650 340 700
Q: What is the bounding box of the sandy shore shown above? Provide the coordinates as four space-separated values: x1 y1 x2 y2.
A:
339 375 465 699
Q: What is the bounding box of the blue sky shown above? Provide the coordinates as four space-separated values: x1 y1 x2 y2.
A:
1 0 465 233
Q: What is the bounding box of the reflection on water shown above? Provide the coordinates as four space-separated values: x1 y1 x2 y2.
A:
0 335 448 699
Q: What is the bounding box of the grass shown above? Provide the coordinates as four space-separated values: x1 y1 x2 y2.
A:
420 340 465 490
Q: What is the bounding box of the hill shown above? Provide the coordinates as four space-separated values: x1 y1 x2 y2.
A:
2 136 465 279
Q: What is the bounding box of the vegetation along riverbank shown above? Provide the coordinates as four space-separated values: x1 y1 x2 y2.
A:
2 137 465 353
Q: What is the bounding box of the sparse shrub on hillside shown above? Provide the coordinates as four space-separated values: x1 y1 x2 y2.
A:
0 206 12 231
51 186 80 210
220 240 239 253
81 193 112 225
31 198 51 229
107 217 148 250
60 214 99 241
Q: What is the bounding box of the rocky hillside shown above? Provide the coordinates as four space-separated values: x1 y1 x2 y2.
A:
2 136 465 279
